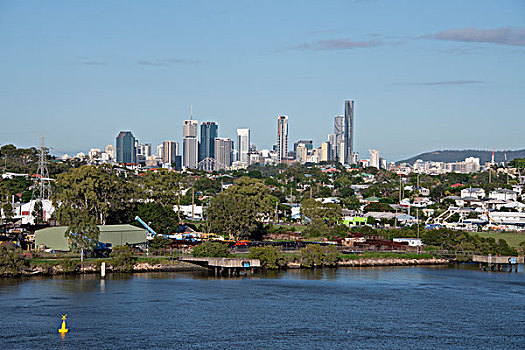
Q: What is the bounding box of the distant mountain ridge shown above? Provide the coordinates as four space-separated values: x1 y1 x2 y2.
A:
397 149 525 165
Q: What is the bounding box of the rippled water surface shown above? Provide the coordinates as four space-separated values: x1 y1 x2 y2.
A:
1 265 524 349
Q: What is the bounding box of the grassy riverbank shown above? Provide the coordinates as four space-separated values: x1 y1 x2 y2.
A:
1 249 449 278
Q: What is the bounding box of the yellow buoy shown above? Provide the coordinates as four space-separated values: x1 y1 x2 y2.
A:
58 315 69 336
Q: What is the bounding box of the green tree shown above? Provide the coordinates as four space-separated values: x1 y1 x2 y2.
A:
0 245 28 275
132 202 178 235
299 245 339 268
300 198 342 228
194 177 221 194
32 200 44 225
61 208 100 262
139 170 181 207
249 246 284 269
53 165 126 225
207 177 275 239
509 158 525 168
110 245 136 272
149 235 172 250
1 202 14 223
192 241 230 258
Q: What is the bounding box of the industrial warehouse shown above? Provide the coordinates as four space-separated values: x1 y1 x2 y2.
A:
35 224 147 252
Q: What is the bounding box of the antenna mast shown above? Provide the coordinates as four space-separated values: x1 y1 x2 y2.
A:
31 135 52 201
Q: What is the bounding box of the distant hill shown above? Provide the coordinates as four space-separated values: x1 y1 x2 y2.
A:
397 149 525 165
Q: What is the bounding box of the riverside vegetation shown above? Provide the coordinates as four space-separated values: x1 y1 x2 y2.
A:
1 145 524 276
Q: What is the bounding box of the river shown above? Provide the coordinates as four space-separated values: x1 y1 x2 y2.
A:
0 265 524 349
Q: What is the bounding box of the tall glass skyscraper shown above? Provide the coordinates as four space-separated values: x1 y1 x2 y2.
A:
277 115 288 163
116 131 136 164
199 121 218 161
344 100 354 165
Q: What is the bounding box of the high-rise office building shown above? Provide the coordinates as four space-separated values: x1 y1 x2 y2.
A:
296 143 308 164
344 100 354 165
321 142 331 162
143 143 152 157
183 137 198 169
328 134 337 161
236 128 250 164
105 145 115 160
183 120 198 138
214 137 233 171
370 150 380 169
334 115 344 160
277 115 288 163
199 121 218 161
293 140 313 152
163 141 179 165
156 144 163 158
116 131 136 164
182 119 199 169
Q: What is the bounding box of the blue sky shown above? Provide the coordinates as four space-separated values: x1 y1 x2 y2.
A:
1 0 524 161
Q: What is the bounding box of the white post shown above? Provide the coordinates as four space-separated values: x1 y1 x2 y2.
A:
101 262 106 278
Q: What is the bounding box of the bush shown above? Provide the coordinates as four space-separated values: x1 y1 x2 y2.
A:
192 241 230 258
110 245 136 272
0 244 28 275
248 246 284 269
300 244 339 268
149 235 172 250
58 258 80 274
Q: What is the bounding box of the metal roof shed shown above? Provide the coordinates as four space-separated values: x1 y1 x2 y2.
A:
35 224 147 251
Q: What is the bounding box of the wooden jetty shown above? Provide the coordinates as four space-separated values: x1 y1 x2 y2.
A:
473 255 524 272
180 257 261 276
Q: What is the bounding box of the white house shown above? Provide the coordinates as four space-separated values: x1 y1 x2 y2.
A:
460 188 485 199
489 189 518 202
173 205 204 220
393 238 423 247
4 199 56 225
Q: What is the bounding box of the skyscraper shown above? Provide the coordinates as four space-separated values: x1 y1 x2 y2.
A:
183 138 198 169
344 100 354 165
199 121 218 161
321 142 331 162
183 119 198 138
277 115 288 163
334 115 344 160
183 119 198 169
214 137 233 171
163 141 179 165
328 134 337 161
143 143 152 157
116 131 136 164
293 140 313 152
105 144 115 160
296 143 308 164
236 128 250 164
370 150 380 169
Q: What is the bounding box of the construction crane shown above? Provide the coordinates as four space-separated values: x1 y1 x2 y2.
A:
135 216 159 240
425 206 459 229
135 216 200 242
485 211 500 229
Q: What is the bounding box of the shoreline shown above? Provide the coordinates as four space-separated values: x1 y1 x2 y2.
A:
2 257 450 278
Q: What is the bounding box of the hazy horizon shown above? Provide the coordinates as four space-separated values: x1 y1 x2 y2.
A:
1 0 524 162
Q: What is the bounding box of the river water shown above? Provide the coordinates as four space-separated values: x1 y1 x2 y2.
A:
0 265 524 349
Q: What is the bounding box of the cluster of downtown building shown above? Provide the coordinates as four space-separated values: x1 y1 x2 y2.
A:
68 100 389 170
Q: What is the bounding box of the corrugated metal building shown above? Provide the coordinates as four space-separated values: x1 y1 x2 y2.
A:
35 224 147 251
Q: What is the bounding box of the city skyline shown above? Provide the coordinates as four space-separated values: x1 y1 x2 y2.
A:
1 1 524 161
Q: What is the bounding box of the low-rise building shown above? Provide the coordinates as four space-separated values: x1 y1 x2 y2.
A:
489 189 518 202
461 188 486 199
